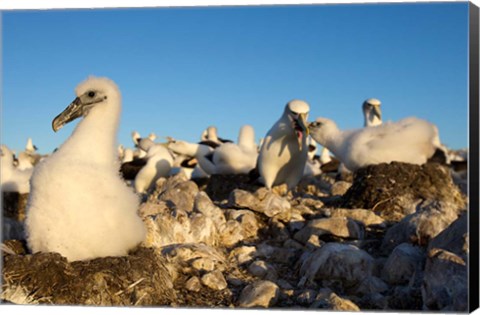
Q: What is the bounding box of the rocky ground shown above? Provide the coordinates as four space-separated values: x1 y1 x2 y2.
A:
1 161 469 311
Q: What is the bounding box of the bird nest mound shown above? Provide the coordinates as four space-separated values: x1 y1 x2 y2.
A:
340 162 466 222
1 245 176 306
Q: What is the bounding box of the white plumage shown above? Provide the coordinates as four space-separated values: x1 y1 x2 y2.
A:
167 139 213 178
257 99 310 189
309 116 438 172
1 145 33 193
209 125 258 175
134 138 173 194
25 76 146 261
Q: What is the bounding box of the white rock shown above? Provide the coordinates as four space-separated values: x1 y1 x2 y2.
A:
201 270 228 291
238 280 280 308
299 243 375 287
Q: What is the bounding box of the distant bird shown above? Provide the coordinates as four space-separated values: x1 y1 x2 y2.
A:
148 132 157 141
122 147 134 163
134 138 173 194
309 116 439 172
1 144 33 193
362 98 382 127
204 125 258 175
257 99 310 189
25 76 146 261
25 137 38 154
200 125 233 145
167 138 215 177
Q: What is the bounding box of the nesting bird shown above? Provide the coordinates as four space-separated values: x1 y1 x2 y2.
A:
309 116 439 172
1 144 33 193
25 76 146 261
257 99 310 189
203 125 258 175
134 138 173 194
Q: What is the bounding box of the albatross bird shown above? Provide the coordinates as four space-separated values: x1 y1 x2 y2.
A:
308 116 439 172
257 99 310 189
25 76 146 261
362 98 382 127
1 145 33 193
134 138 173 194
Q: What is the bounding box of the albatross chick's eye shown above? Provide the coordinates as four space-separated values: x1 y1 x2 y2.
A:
88 91 96 98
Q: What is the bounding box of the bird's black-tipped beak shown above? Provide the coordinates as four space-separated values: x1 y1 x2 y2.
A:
293 113 309 150
52 97 83 132
372 106 382 120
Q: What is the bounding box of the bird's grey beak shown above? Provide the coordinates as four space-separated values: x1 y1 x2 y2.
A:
294 113 309 150
52 97 83 132
372 106 382 120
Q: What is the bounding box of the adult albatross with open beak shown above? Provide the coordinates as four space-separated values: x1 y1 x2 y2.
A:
257 99 310 190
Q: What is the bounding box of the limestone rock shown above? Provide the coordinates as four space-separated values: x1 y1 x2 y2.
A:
238 280 280 308
294 217 364 244
201 270 228 291
382 200 463 252
427 212 468 258
382 243 425 285
229 188 291 219
330 181 352 196
422 248 467 311
228 209 261 239
329 208 385 226
157 174 199 212
191 257 216 272
310 288 360 311
185 276 202 292
162 243 226 273
248 260 277 281
219 220 245 247
194 191 227 229
299 243 375 287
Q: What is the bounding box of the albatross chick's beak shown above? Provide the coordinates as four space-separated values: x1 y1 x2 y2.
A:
52 97 84 132
294 113 309 150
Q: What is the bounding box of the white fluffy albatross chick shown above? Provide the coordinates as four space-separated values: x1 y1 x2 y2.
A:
309 116 438 172
134 138 173 194
258 99 310 190
25 76 146 262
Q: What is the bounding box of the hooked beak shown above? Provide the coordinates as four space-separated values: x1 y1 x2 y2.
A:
293 113 309 150
372 106 382 120
52 97 84 132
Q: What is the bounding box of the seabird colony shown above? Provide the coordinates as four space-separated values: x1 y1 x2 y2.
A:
4 76 457 262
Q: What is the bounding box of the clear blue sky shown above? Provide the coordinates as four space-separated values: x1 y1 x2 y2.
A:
1 2 470 154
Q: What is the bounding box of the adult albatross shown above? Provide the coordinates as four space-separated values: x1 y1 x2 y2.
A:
257 99 310 190
25 76 146 261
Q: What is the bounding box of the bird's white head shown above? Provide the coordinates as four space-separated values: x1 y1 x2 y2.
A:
308 117 337 147
362 98 382 127
52 76 120 132
285 99 310 150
